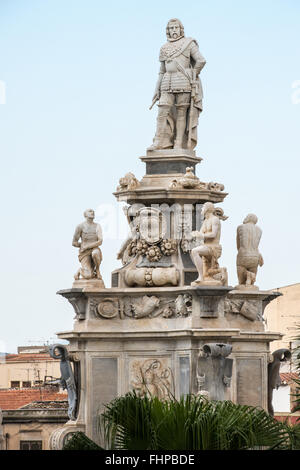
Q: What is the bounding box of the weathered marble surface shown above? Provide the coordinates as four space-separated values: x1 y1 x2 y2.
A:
236 214 264 290
52 282 283 447
196 343 233 400
149 19 206 150
72 209 105 288
190 202 228 286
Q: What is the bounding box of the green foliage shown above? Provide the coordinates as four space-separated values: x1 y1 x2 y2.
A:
277 421 300 450
99 392 289 450
62 431 103 450
290 377 300 416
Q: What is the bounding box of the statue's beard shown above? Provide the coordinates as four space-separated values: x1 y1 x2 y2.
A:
168 32 184 42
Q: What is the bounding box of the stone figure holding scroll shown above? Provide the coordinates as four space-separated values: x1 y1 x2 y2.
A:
236 214 264 289
148 18 206 150
72 209 104 283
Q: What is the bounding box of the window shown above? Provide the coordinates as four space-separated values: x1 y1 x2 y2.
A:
22 381 31 388
20 440 42 450
10 381 20 388
33 380 43 385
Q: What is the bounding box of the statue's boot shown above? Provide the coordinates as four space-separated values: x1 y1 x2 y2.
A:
148 105 172 150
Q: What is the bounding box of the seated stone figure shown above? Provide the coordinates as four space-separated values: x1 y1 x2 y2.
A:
190 202 227 286
72 208 104 285
236 213 264 289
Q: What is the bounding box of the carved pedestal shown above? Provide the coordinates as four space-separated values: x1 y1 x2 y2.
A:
51 285 282 447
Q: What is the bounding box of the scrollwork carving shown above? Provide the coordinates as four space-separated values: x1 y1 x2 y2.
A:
123 294 192 319
88 294 192 320
89 297 119 319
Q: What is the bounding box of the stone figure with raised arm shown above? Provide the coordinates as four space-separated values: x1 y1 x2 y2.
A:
49 344 77 421
236 213 264 289
72 208 104 284
190 202 227 286
148 18 206 150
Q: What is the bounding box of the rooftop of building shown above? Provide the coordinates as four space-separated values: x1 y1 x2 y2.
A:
0 387 68 410
280 372 299 385
2 352 59 363
20 400 68 410
0 344 69 362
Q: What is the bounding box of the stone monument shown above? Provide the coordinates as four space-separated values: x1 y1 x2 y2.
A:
49 20 284 448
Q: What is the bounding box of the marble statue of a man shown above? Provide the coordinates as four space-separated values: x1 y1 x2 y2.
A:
190 202 224 286
148 18 206 151
72 209 104 283
236 214 264 289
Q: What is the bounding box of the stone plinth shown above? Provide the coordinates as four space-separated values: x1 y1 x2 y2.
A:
114 149 227 205
141 148 202 175
53 285 282 446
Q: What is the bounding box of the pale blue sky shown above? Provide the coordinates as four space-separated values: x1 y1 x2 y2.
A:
0 0 300 352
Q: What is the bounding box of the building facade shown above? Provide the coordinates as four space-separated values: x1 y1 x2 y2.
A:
264 283 300 422
0 346 61 389
0 389 68 450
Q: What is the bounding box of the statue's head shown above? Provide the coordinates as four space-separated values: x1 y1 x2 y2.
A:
201 202 215 218
243 213 258 225
84 208 95 220
166 18 184 41
49 344 68 361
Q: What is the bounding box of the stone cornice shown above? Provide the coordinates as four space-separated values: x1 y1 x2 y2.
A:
2 408 68 424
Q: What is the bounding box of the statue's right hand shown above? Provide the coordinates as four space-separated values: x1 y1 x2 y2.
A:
152 91 160 102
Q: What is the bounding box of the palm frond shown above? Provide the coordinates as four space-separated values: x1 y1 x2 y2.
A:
99 393 290 450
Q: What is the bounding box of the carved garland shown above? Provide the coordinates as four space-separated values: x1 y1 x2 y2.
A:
129 238 178 262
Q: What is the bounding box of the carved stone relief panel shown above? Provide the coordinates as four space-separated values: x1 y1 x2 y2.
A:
129 357 174 399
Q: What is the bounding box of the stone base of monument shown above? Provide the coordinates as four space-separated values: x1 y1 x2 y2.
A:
191 279 223 287
234 284 259 291
50 285 282 448
72 278 105 289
